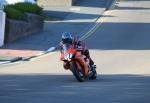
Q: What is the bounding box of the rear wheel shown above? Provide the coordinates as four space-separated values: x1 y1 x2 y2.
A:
70 61 85 82
89 67 97 80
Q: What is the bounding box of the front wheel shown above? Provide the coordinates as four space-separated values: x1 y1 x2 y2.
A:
70 62 85 82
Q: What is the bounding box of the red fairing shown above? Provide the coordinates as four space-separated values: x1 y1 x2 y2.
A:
60 44 89 76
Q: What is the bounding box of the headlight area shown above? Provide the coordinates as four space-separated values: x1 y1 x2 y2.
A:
64 53 74 61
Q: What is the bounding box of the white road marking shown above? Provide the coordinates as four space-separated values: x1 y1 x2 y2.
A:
70 7 81 11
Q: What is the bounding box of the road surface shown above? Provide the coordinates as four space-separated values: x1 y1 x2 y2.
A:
0 0 150 103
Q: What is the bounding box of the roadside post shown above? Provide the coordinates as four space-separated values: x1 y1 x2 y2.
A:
0 10 6 47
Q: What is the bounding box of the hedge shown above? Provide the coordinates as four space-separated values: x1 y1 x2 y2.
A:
13 3 43 15
4 2 43 20
4 6 26 20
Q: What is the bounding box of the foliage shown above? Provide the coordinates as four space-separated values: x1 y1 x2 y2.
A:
13 2 43 15
4 2 43 20
4 5 25 20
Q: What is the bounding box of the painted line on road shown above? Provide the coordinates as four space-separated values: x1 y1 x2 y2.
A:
80 0 117 40
106 0 117 10
70 7 81 11
80 10 112 41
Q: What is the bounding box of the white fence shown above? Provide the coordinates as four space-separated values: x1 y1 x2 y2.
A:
0 10 5 47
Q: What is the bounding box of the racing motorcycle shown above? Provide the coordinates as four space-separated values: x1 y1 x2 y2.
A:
60 44 97 82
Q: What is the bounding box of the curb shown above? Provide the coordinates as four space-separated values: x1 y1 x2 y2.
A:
0 0 118 64
0 57 22 64
0 47 56 64
21 47 56 61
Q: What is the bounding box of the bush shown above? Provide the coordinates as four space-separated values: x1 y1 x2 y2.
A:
4 2 43 20
13 2 43 15
4 6 26 20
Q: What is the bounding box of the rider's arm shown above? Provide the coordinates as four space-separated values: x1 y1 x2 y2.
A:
76 41 85 51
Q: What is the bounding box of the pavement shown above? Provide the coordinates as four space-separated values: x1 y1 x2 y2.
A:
0 0 116 64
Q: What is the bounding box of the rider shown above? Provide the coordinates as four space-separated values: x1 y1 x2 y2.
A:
60 32 96 70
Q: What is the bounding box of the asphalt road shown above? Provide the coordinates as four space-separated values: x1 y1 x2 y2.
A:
0 0 150 103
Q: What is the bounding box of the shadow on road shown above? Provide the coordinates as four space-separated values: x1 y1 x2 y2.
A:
85 22 150 50
0 74 150 103
43 0 112 18
115 6 150 10
74 0 110 8
43 11 106 21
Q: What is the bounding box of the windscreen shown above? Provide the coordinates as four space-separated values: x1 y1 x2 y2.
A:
62 44 72 52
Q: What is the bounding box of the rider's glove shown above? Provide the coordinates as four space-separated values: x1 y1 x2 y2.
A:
76 46 83 51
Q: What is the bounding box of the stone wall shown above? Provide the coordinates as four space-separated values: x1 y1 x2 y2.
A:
37 0 77 7
5 13 44 42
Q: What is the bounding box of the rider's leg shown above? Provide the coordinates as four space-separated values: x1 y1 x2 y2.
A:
84 49 94 66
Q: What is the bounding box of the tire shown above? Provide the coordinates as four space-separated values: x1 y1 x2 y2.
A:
89 67 97 80
70 62 85 82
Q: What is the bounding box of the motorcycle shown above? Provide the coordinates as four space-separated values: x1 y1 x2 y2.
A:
60 44 97 82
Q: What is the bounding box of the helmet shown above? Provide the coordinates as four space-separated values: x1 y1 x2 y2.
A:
62 32 73 44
